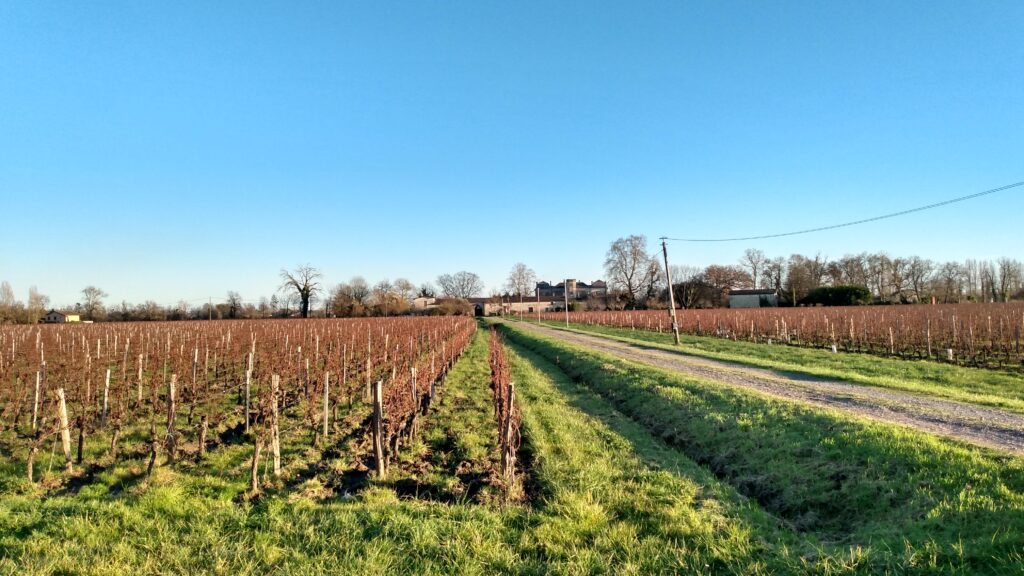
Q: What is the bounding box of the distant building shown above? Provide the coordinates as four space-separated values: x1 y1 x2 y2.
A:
536 279 607 300
42 310 82 323
467 297 564 317
728 289 779 308
411 297 438 311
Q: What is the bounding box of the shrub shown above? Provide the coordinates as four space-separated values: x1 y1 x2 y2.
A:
800 285 872 306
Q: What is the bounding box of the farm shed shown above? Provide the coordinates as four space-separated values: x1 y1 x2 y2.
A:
728 289 779 308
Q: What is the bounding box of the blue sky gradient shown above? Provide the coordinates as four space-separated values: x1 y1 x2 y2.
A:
1 1 1022 308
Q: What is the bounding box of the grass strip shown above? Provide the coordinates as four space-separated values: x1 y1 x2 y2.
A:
392 328 507 504
504 334 788 574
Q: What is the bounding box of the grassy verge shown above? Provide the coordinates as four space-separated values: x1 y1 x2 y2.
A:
518 319 1024 413
503 334 789 574
500 321 1024 574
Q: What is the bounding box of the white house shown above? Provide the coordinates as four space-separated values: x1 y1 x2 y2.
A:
42 310 82 323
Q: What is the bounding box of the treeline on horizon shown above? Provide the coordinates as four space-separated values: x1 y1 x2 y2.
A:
666 249 1024 309
0 270 485 325
3 247 1024 325
595 235 1024 311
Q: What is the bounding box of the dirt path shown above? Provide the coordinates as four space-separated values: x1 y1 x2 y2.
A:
507 321 1024 456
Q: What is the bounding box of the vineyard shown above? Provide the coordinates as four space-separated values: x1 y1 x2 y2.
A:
0 317 475 489
2 316 1023 573
489 327 520 483
541 303 1024 369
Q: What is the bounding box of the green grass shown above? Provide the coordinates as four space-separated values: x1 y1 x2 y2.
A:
391 328 509 503
519 318 1024 413
499 321 1024 574
504 337 792 574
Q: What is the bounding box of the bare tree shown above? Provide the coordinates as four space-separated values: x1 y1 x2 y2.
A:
763 257 786 293
437 271 484 299
704 264 751 307
980 261 999 302
505 263 537 308
348 276 370 304
739 249 767 289
829 253 869 287
997 258 1023 302
0 281 23 323
279 265 322 318
372 279 395 317
784 254 828 305
669 265 707 309
604 235 659 308
226 291 243 319
394 278 417 302
935 262 966 303
81 286 108 321
906 256 934 303
27 286 49 324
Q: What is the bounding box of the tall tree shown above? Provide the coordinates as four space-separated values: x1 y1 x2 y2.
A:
348 276 371 304
279 265 322 318
226 291 243 319
704 264 751 307
372 279 395 317
997 258 1023 302
81 286 108 321
739 249 767 289
906 256 934 303
505 263 537 305
604 235 658 308
0 281 20 323
27 286 49 324
393 278 417 302
935 262 966 303
437 271 484 299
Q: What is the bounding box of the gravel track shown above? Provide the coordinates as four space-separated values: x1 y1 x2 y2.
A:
510 321 1024 455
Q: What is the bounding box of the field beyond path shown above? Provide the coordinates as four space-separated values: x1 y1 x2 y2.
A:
504 320 1024 455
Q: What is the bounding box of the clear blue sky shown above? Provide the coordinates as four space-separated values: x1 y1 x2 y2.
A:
1 1 1021 308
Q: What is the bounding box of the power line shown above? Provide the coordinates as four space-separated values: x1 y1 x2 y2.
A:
662 180 1023 243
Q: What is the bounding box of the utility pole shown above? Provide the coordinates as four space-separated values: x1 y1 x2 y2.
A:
564 278 570 327
208 297 212 321
661 238 680 345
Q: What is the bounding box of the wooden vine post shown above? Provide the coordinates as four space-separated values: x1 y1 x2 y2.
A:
250 439 262 493
31 371 40 433
56 387 73 474
146 419 159 478
101 369 110 428
271 374 281 477
166 374 178 465
244 367 252 433
409 367 418 438
323 371 330 439
372 379 385 478
198 415 208 460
